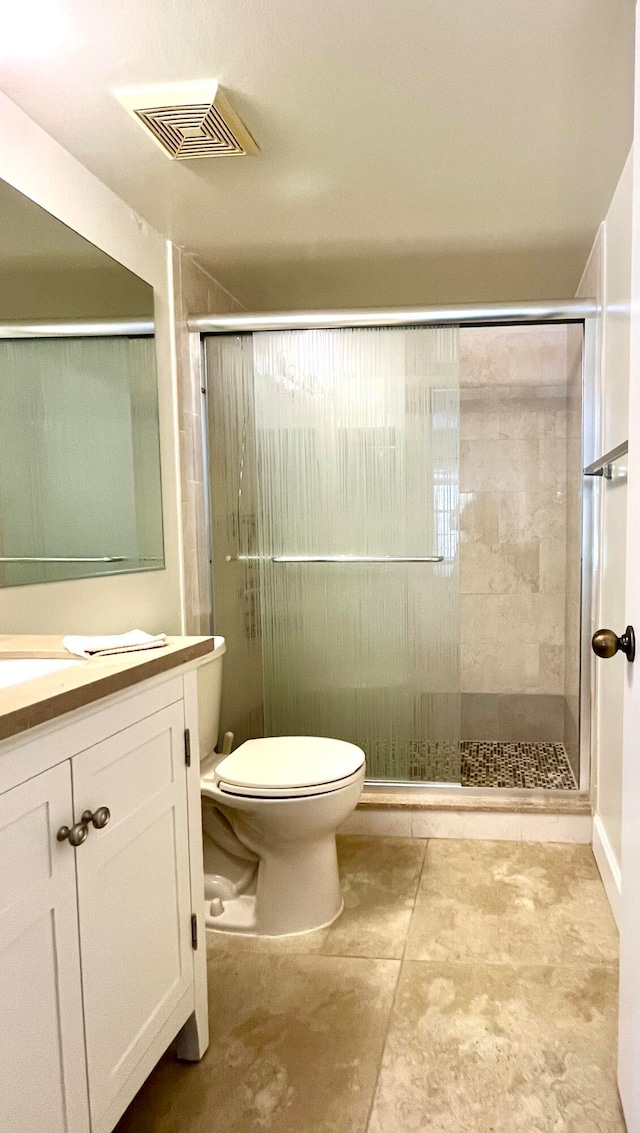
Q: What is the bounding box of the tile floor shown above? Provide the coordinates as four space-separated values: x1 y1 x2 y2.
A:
115 837 624 1133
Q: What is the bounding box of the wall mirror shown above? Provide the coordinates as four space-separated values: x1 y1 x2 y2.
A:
0 179 164 587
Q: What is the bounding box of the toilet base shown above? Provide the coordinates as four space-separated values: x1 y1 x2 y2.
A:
205 893 345 937
202 757 365 938
204 831 345 936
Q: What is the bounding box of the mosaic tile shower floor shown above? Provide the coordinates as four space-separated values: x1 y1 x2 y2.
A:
372 739 578 789
461 740 577 790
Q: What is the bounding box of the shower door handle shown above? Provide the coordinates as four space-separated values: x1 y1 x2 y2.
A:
592 626 636 663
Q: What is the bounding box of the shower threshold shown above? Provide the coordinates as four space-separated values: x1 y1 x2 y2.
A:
360 782 589 812
350 776 591 840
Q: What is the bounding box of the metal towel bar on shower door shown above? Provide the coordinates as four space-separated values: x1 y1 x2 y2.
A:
272 555 444 563
225 554 444 563
0 555 128 563
583 440 628 479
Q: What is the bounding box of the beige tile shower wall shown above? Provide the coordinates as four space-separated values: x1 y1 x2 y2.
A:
459 325 577 743
171 248 244 634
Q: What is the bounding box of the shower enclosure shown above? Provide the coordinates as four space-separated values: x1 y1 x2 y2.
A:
201 303 593 792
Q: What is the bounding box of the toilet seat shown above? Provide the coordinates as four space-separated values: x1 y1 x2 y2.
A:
208 736 366 799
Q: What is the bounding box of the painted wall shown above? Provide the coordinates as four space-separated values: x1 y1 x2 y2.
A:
0 265 153 319
0 91 239 636
582 150 633 924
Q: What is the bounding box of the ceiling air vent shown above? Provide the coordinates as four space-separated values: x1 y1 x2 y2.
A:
115 81 258 160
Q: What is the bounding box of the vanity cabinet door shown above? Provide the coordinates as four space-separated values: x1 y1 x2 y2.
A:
0 763 90 1133
72 702 194 1132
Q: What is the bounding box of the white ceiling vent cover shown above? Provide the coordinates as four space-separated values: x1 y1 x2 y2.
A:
116 81 258 160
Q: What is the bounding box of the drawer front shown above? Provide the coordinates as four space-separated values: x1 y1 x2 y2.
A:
72 702 193 1128
0 674 184 797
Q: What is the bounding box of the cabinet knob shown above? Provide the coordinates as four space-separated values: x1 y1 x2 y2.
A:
592 625 636 663
57 806 111 847
57 821 89 846
82 807 111 830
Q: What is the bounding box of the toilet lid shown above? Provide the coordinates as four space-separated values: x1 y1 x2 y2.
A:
215 736 365 792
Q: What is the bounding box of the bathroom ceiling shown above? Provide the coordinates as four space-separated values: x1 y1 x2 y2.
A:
0 0 634 309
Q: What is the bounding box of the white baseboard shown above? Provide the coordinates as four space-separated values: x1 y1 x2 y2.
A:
592 813 622 928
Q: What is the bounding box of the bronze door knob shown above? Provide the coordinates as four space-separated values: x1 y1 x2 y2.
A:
592 626 635 662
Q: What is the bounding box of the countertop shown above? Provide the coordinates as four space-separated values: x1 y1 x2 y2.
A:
0 635 216 743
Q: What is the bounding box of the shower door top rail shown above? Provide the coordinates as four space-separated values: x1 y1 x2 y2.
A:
226 554 445 563
190 298 596 334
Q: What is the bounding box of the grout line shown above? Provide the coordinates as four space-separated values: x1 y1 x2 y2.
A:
362 837 430 1133
401 836 429 963
207 944 408 962
362 947 407 1131
383 957 620 974
205 943 619 970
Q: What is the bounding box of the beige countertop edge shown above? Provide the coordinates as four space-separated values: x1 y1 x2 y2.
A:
0 636 214 743
357 791 592 815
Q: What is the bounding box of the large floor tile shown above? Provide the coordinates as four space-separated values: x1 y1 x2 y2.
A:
405 840 618 966
115 951 400 1133
207 836 426 959
368 960 624 1133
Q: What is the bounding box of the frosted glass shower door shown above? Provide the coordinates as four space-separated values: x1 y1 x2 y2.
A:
207 325 461 782
256 325 461 782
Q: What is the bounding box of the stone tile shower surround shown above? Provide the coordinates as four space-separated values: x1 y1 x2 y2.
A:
459 324 582 775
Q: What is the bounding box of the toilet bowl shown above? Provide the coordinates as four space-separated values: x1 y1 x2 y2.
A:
201 735 365 937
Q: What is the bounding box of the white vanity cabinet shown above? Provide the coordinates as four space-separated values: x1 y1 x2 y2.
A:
0 664 209 1133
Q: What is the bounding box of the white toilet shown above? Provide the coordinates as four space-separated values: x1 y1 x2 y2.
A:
197 642 365 937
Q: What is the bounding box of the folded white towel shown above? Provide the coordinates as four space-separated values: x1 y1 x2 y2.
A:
63 630 168 660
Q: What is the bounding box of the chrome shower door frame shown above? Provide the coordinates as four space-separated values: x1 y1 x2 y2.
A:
195 303 595 796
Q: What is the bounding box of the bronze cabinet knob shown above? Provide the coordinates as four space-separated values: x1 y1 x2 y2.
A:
57 806 111 847
89 806 110 830
57 821 89 846
592 626 636 663
80 807 111 830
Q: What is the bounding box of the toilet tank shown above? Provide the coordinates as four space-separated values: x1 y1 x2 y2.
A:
197 636 226 763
